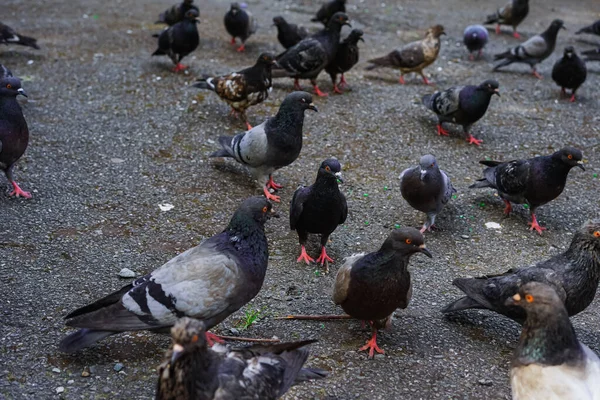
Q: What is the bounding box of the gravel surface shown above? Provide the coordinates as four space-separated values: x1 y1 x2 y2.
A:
1 0 600 399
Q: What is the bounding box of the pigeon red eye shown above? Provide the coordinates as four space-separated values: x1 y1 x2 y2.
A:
568 154 573 159
262 206 268 213
6 84 11 89
191 334 199 343
405 239 412 244
325 166 331 172
594 231 600 238
525 294 534 303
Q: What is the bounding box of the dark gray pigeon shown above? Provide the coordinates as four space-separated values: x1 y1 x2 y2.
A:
576 20 600 36
582 48 600 62
333 228 432 358
0 22 39 49
443 219 600 322
484 0 529 38
421 79 500 146
552 46 587 103
463 25 488 60
224 2 257 52
156 0 199 26
399 155 456 233
156 317 327 400
325 29 364 94
311 0 346 25
273 16 309 49
59 197 275 353
209 91 317 203
290 158 347 270
493 19 565 79
152 8 199 72
507 282 600 400
468 147 584 234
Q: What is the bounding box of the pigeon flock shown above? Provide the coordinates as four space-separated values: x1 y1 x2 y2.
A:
2 0 600 398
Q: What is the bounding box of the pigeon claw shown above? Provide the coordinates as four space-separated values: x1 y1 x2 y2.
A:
263 187 281 202
333 84 344 94
532 69 543 80
512 31 521 39
230 37 236 45
495 24 501 35
266 176 283 190
436 125 450 136
503 200 512 215
315 246 334 266
205 331 225 346
358 329 384 359
339 74 348 88
313 85 328 97
236 44 246 52
528 214 546 235
172 63 188 73
466 134 483 146
293 79 302 91
398 75 406 85
420 73 432 85
9 181 31 199
569 94 576 103
297 246 315 264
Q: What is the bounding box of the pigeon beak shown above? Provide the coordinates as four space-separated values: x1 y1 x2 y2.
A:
561 26 567 30
308 103 318 112
334 171 344 183
418 244 432 258
577 160 585 170
17 88 27 98
270 209 280 218
493 88 500 96
345 21 352 28
170 343 184 364
359 37 365 42
505 293 521 306
420 169 427 180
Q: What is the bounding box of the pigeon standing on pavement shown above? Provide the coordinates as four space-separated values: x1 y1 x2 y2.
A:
156 0 199 26
311 0 346 25
290 159 347 269
152 9 200 72
493 19 565 79
209 92 317 203
273 16 309 49
399 155 456 233
507 282 600 400
333 229 432 358
193 53 276 130
484 0 529 38
325 29 364 94
551 46 587 103
576 20 600 36
442 219 600 321
468 147 584 234
0 22 40 50
463 25 489 60
366 25 445 85
59 197 275 353
156 317 327 400
421 79 500 146
224 3 257 52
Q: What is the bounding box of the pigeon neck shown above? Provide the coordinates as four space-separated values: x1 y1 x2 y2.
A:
314 170 339 188
226 213 265 239
0 96 24 121
566 232 600 278
269 106 306 139
541 25 561 43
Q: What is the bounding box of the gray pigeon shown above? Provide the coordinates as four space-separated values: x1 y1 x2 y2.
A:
399 155 456 233
59 197 275 353
209 92 317 203
484 0 529 38
442 219 600 322
156 317 327 400
508 282 600 400
493 19 565 79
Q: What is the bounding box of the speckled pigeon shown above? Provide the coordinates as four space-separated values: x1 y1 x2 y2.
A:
156 0 199 26
311 0 346 25
463 25 488 60
552 46 587 102
484 0 529 38
325 29 363 94
421 79 499 146
0 22 39 49
273 16 308 49
59 197 275 353
152 9 199 72
224 3 257 52
576 20 600 36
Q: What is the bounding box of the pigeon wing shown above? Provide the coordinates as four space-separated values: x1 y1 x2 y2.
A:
277 38 328 75
290 185 310 230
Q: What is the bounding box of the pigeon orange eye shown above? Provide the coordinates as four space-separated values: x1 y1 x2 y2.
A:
405 239 412 244
262 206 268 213
6 84 11 89
525 294 534 303
594 231 600 238
191 334 199 343
325 166 331 172
568 154 573 159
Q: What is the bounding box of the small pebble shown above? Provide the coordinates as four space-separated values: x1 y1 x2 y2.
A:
229 327 239 335
67 380 74 385
56 387 65 394
81 368 90 377
118 268 136 278
478 379 493 386
461 235 470 239
113 363 124 372
52 367 61 373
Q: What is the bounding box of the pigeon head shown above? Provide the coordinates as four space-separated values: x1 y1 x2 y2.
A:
169 317 207 364
548 19 566 33
504 282 564 319
571 219 600 254
418 154 439 180
280 91 318 113
477 79 500 97
184 8 199 21
273 16 286 26
345 29 364 44
0 77 27 98
427 25 446 38
553 147 584 170
256 52 276 66
563 46 576 59
229 2 241 13
326 12 351 31
231 196 276 227
382 228 432 258
183 0 194 4
318 158 343 182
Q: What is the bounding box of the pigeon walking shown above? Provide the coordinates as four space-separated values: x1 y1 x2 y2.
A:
224 3 257 52
152 9 200 72
493 19 565 79
508 282 600 400
399 155 456 233
442 219 600 321
421 79 500 145
463 25 488 60
290 159 347 269
59 197 275 353
333 229 432 358
468 147 584 234
156 318 326 400
325 29 364 94
209 92 317 203
576 20 600 36
156 0 199 26
484 0 529 38
366 25 445 85
0 22 39 50
552 46 587 102
193 53 275 130
273 16 308 49
311 0 346 26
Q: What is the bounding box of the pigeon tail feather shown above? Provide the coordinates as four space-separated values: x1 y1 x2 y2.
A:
58 329 115 353
365 55 391 70
469 179 491 189
442 296 485 313
209 136 236 158
152 48 166 56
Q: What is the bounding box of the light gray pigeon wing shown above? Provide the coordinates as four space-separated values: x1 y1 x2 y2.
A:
433 86 463 116
514 35 547 59
440 169 456 206
235 122 269 167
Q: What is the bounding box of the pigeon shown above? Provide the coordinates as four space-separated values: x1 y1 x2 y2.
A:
507 282 600 400
152 9 200 72
484 0 529 38
468 147 584 234
156 317 327 400
224 3 257 52
399 155 456 233
209 92 317 203
463 25 489 60
273 16 309 49
583 48 600 62
193 53 276 130
290 159 347 269
156 0 199 26
0 22 40 50
576 20 600 36
493 19 565 79
325 29 364 94
272 12 351 97
311 0 346 26
0 75 30 199
333 228 432 358
442 219 600 322
366 25 445 85
552 46 587 102
421 79 500 146
58 197 275 353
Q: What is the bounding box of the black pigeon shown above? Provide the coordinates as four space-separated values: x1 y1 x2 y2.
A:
152 9 199 72
468 147 584 234
484 0 529 38
576 20 600 36
463 25 488 60
443 219 600 322
273 16 308 49
290 159 347 270
156 317 327 400
551 46 587 102
493 19 565 79
0 75 30 198
507 282 600 400
209 92 317 203
193 53 275 130
156 0 199 26
333 228 432 358
224 2 257 52
0 22 39 50
421 79 500 146
325 29 363 94
59 197 275 353
311 0 346 25
272 12 351 97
